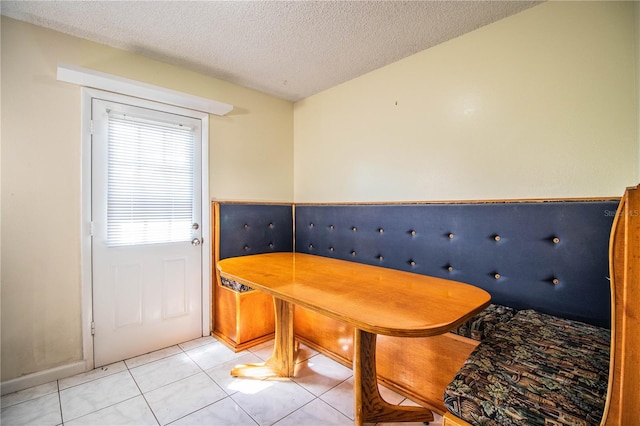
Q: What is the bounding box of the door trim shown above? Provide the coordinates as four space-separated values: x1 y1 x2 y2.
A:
58 63 233 116
80 88 211 371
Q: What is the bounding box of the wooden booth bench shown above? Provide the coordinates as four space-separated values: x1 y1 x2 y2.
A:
212 185 639 425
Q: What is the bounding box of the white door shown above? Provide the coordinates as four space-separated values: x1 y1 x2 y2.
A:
91 98 203 367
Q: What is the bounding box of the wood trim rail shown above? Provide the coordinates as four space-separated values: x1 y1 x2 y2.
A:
294 197 620 206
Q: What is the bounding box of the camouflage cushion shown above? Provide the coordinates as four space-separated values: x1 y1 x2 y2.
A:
450 304 517 341
444 309 610 425
220 276 254 293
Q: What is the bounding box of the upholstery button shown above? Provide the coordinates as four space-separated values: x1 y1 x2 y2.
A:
409 260 416 266
410 230 416 236
494 235 501 242
378 255 384 261
494 273 501 280
351 251 357 256
447 265 454 272
244 224 249 229
352 227 357 232
309 223 314 228
268 243 274 248
269 223 274 228
553 237 560 244
379 228 384 233
329 247 334 252
329 225 334 230
243 245 249 251
448 233 454 239
552 278 560 285
309 244 313 249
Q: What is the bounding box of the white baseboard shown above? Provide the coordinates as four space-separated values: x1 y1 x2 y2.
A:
1 360 87 396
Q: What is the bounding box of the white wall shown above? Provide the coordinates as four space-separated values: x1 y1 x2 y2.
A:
294 1 639 202
0 16 293 383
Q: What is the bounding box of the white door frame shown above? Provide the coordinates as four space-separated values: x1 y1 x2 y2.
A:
80 88 211 370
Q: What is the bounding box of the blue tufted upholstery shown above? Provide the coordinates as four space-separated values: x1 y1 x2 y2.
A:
218 203 293 261
294 201 618 328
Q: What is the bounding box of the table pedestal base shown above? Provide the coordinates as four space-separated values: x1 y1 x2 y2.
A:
354 329 434 426
231 297 434 425
231 298 297 378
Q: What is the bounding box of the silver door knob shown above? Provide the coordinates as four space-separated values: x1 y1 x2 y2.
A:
191 238 201 246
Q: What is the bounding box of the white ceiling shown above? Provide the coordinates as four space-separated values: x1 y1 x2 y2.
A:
1 1 541 102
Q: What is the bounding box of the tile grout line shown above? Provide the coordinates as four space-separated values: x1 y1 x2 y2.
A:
59 342 201 425
161 340 223 426
56 379 63 425
125 362 161 426
143 338 244 426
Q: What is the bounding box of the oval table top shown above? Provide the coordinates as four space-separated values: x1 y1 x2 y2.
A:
217 252 491 337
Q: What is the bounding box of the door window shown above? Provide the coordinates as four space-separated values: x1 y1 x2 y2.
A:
106 110 197 246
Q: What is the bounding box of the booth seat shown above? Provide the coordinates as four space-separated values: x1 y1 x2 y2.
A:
212 203 292 350
213 197 619 416
444 309 610 425
443 184 640 426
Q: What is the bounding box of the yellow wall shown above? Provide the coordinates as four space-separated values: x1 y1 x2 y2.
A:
294 1 639 202
0 16 293 382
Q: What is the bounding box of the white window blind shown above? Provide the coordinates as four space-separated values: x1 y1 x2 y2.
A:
107 111 196 246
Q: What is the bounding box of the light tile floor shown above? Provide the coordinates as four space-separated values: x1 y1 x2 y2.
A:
1 336 443 426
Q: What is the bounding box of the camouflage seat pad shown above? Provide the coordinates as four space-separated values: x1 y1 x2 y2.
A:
444 309 610 425
450 304 517 341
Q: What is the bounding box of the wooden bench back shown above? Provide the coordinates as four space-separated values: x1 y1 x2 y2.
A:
602 184 640 425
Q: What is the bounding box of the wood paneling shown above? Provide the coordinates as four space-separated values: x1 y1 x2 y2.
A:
213 284 275 351
294 306 354 366
377 333 478 413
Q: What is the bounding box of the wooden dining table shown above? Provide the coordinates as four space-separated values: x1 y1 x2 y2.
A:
217 252 491 425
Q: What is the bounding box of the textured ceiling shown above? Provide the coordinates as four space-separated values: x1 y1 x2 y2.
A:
1 1 541 102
